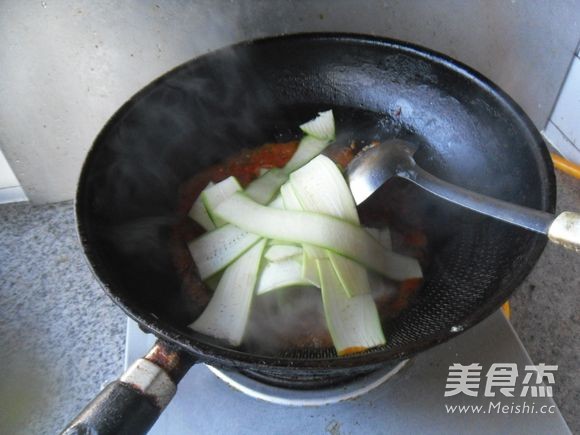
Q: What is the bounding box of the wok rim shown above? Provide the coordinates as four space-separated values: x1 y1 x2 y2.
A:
75 32 556 371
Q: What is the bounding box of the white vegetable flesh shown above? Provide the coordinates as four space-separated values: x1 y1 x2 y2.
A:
201 176 242 227
317 259 386 355
190 240 266 346
189 225 261 279
289 155 371 297
188 182 216 231
245 112 335 204
256 257 310 295
299 109 336 140
264 244 303 262
187 109 421 354
214 192 423 282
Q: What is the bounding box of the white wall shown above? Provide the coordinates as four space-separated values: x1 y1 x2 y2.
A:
1 0 579 203
544 54 580 164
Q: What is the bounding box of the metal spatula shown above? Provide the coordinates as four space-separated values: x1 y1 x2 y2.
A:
346 139 580 251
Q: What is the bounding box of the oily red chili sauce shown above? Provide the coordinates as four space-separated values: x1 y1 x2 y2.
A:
171 140 423 354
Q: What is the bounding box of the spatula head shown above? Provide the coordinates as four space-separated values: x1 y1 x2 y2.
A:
346 139 419 205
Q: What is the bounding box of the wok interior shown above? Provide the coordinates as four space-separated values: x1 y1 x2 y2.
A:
77 35 554 366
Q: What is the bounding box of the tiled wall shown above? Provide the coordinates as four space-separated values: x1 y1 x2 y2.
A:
543 49 580 165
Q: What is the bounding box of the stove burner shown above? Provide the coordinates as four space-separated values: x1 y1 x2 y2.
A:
206 359 410 407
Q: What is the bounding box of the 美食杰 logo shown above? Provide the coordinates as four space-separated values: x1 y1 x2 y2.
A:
443 363 558 415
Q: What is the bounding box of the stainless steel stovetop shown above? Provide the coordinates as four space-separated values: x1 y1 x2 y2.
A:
125 311 570 435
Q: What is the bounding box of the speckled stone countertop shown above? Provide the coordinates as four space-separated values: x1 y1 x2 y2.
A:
0 172 578 434
0 202 125 434
510 171 580 432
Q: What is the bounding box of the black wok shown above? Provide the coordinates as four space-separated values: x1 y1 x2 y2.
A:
64 33 555 434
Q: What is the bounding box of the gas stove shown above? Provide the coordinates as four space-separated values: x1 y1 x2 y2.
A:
125 311 570 434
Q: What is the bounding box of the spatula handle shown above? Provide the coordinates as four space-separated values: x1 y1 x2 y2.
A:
411 167 580 252
411 166 554 234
